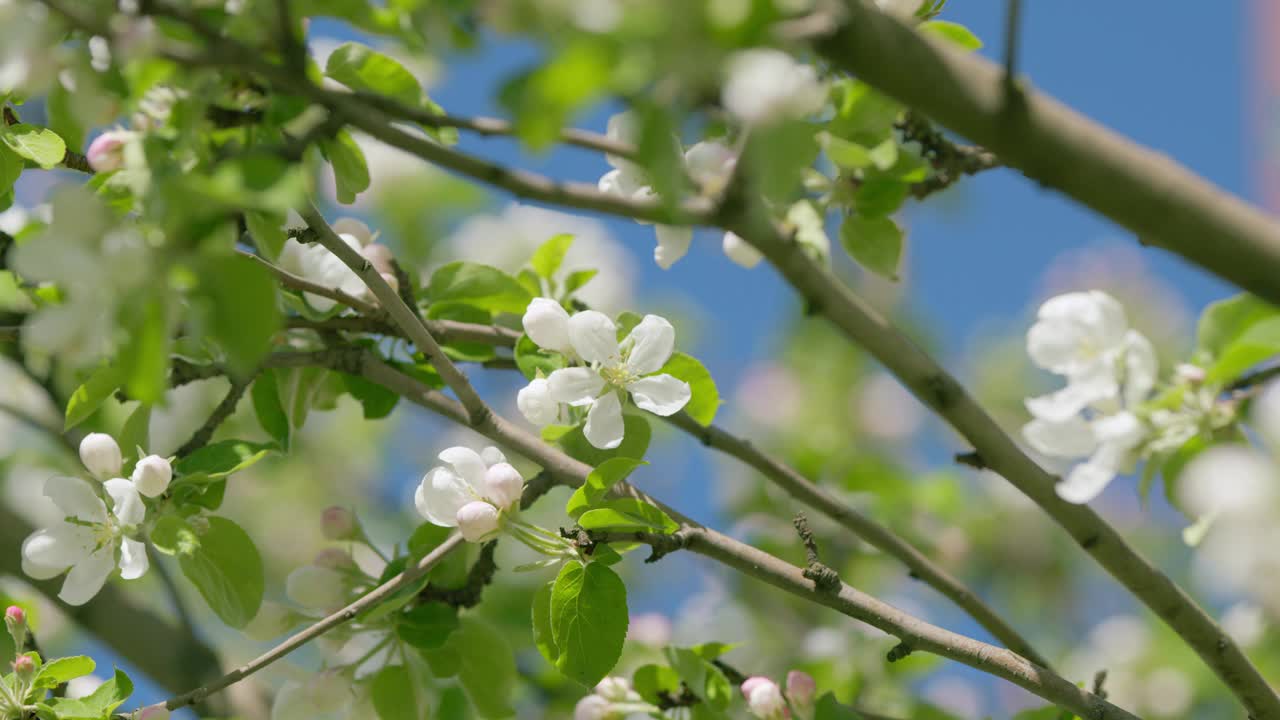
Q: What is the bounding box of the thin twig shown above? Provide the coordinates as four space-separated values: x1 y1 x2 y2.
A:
164 534 464 711
238 249 381 317
174 377 252 458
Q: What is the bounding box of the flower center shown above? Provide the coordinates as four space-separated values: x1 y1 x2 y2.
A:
598 363 637 388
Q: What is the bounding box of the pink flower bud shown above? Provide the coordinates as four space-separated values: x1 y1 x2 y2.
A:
12 654 35 681
741 677 787 719
4 605 27 648
455 501 501 543
86 130 134 173
4 606 25 625
136 704 170 720
785 670 816 708
320 506 358 540
483 462 524 510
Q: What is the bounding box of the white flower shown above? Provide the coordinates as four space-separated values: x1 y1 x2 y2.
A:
722 232 763 269
574 695 612 720
415 446 523 542
595 677 639 703
285 565 348 613
1178 445 1276 523
722 49 827 126
527 308 691 449
277 219 375 312
1022 291 1158 503
683 140 737 196
130 455 172 497
740 677 787 720
21 475 148 605
517 377 561 427
79 433 122 481
523 298 575 355
653 226 693 270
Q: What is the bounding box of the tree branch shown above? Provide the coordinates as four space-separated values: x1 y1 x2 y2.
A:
238 250 382 317
810 0 1280 311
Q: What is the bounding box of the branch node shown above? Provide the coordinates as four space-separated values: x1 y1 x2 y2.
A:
954 450 986 470
886 642 914 663
793 513 841 592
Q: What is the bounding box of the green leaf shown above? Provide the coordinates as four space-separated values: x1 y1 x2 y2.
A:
118 403 151 466
632 664 682 705
198 253 281 372
179 517 264 628
566 457 647 517
118 295 169 404
867 138 898 171
515 333 567 381
531 233 574 279
34 656 95 688
578 499 678 533
251 370 290 450
0 148 22 196
321 130 371 205
920 20 984 51
744 121 821 203
175 439 274 479
658 352 720 426
407 522 453 561
244 211 287 261
1195 293 1280 360
665 647 731 710
1206 316 1280 383
854 177 909 218
559 414 651 465
371 665 422 720
397 602 459 650
563 269 598 297
841 215 903 280
51 668 132 719
451 618 517 718
550 561 628 686
532 581 558 665
822 134 872 170
64 365 125 430
342 372 400 419
326 42 424 106
0 125 65 168
427 261 534 315
427 303 496 363
814 692 865 719
150 515 200 556
829 79 902 138
46 80 85 156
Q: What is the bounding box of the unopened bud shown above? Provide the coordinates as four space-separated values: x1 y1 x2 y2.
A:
135 704 170 720
483 463 524 510
1176 363 1206 384
131 455 172 497
594 677 634 702
86 130 135 173
5 606 27 648
455 501 500 543
314 548 355 570
12 654 36 683
741 677 786 720
79 433 123 481
785 670 816 708
320 506 358 540
574 694 611 720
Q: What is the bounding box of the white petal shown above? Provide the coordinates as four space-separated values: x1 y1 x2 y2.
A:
1122 330 1158 406
79 433 122 480
59 545 116 606
622 314 676 376
722 232 763 268
22 526 93 576
1254 381 1280 448
130 455 172 498
653 226 692 269
1054 462 1115 504
332 218 375 246
44 476 108 523
522 298 573 354
568 311 620 364
484 463 524 509
1093 411 1145 448
104 478 145 526
547 367 606 406
598 167 647 198
627 374 692 416
455 501 501 543
517 378 561 426
117 537 149 580
584 391 626 450
1179 445 1276 518
604 111 639 167
1024 365 1118 422
683 141 735 194
415 467 476 527
480 446 506 466
1022 416 1097 459
437 446 486 490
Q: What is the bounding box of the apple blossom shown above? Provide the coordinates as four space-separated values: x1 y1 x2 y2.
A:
517 377 561 426
130 454 172 497
594 677 639 703
79 432 123 481
1021 291 1157 503
523 298 575 355
278 218 382 312
85 130 136 173
522 307 691 448
741 676 788 719
415 446 524 542
135 704 170 720
785 670 816 708
574 694 612 720
21 475 148 605
11 654 35 682
722 49 827 126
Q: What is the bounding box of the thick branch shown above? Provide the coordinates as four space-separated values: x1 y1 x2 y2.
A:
731 215 1280 718
810 0 1280 309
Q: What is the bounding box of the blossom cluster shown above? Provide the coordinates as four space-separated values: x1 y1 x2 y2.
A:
517 298 692 449
21 433 171 605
